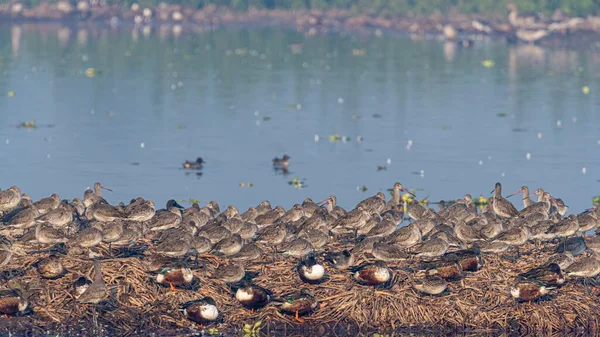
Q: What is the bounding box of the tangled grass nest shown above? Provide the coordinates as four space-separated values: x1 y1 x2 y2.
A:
1 241 599 336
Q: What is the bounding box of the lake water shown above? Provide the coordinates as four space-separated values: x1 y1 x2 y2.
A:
0 23 598 213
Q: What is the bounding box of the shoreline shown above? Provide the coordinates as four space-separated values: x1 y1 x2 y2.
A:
2 4 600 45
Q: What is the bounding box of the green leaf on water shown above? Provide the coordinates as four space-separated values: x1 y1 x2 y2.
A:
497 113 508 117
593 196 600 205
262 116 271 121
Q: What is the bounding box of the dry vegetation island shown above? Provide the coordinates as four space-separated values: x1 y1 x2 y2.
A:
0 182 599 335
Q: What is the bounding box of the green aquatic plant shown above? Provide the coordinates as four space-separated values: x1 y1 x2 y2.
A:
593 196 600 206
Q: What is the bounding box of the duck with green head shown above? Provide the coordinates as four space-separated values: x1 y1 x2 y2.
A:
274 288 318 323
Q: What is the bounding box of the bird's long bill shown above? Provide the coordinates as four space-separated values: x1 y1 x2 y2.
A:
172 200 185 209
506 190 521 198
100 185 113 192
489 188 494 195
401 188 416 197
317 199 329 206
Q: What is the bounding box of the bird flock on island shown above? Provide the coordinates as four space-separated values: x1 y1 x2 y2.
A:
0 180 599 327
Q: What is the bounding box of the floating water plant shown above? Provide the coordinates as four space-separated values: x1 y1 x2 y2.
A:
288 177 306 189
482 59 495 68
582 86 590 94
18 120 36 129
593 196 600 206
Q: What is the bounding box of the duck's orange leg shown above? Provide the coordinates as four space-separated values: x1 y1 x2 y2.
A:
295 310 304 323
169 282 177 292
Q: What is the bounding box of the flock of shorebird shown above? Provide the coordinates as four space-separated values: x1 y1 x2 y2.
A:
0 181 598 325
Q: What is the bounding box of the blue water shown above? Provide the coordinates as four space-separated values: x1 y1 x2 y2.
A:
0 24 598 213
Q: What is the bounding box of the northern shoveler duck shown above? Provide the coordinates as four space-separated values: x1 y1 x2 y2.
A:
423 254 463 280
297 255 326 284
72 275 93 300
234 280 272 310
444 247 484 272
350 260 393 288
183 157 205 169
274 288 319 323
510 280 550 302
0 288 29 315
516 263 565 287
35 254 67 279
180 297 219 326
413 275 447 295
272 154 290 167
153 267 194 291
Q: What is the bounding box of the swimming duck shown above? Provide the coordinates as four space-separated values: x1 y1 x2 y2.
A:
413 275 447 295
297 255 326 284
324 250 354 270
180 297 219 326
35 254 67 279
234 280 272 310
153 267 194 291
273 288 318 323
350 260 392 287
183 157 205 169
272 154 290 167
0 288 29 315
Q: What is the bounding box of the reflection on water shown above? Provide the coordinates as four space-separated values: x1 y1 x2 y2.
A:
0 24 598 212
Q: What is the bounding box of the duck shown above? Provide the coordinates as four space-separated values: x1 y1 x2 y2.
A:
0 288 29 315
35 254 67 279
272 155 290 167
183 157 205 169
324 250 354 270
510 280 550 302
273 288 318 323
423 254 463 280
234 280 272 310
350 260 392 287
72 275 93 300
152 267 194 291
413 275 447 295
517 263 565 287
444 247 484 272
180 297 219 326
297 255 325 284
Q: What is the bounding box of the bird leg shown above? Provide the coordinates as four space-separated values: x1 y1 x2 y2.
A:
295 310 304 323
169 282 177 292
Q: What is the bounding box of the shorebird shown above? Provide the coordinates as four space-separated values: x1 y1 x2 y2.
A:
255 200 272 215
5 199 38 229
212 234 243 256
0 186 22 213
254 206 285 228
231 243 263 261
506 186 533 208
386 182 414 210
77 260 109 304
70 227 103 249
355 192 386 214
211 263 246 284
279 238 313 258
33 193 60 215
413 275 447 295
36 203 73 228
491 183 519 218
387 223 422 248
126 200 155 222
412 238 449 259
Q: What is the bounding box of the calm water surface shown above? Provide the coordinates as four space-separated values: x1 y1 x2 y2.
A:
0 24 598 212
